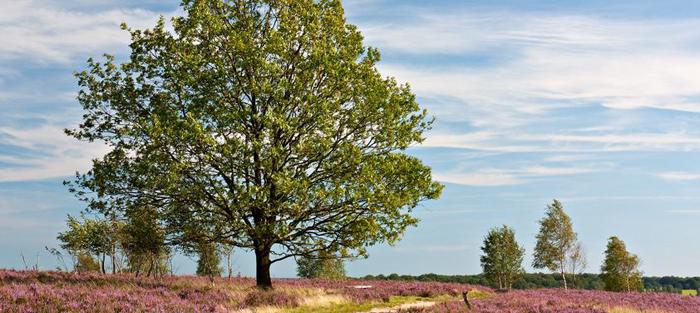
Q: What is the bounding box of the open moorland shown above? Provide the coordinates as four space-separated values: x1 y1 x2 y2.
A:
2 270 700 313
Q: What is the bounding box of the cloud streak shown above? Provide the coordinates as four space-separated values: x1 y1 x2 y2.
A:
359 10 700 160
0 1 174 63
0 125 109 182
434 165 599 186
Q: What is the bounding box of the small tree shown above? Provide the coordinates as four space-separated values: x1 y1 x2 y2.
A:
296 250 346 280
221 244 235 280
533 199 578 290
568 242 587 288
480 225 525 290
57 215 120 274
75 252 101 272
120 207 170 277
196 241 223 279
601 236 642 292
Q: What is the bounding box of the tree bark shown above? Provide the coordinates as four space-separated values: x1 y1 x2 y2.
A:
561 270 568 290
255 246 273 289
111 246 116 274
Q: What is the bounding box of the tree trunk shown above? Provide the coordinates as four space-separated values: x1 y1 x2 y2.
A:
101 253 106 274
111 246 116 274
561 270 568 290
255 246 273 289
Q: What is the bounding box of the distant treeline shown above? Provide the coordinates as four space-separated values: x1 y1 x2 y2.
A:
361 273 700 293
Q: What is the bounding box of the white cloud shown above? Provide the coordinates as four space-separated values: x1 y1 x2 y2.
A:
360 11 700 155
657 171 700 182
0 124 109 182
434 165 598 186
434 170 523 186
522 166 596 176
0 1 174 63
422 131 700 153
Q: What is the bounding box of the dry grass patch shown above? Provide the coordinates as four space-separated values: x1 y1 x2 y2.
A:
234 306 283 313
299 294 349 307
608 307 671 313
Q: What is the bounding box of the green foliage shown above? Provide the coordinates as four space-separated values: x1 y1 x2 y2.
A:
196 242 222 278
681 289 698 296
75 253 101 273
480 225 525 289
363 273 700 293
644 276 700 293
296 250 346 279
120 207 170 277
57 215 120 273
67 0 441 287
601 236 643 292
533 199 578 289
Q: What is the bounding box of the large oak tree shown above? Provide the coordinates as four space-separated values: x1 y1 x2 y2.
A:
67 0 442 288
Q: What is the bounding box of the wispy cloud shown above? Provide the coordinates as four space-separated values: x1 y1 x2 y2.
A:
657 171 700 182
667 209 700 215
361 11 700 157
434 170 523 186
0 125 109 182
422 131 700 153
435 165 599 186
0 1 175 63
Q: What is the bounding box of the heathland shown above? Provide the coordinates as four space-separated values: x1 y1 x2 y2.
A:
2 269 700 313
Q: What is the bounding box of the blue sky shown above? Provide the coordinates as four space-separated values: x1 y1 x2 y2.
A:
2 0 700 277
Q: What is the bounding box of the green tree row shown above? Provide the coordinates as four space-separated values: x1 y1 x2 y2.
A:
478 199 642 292
363 273 700 294
55 209 228 278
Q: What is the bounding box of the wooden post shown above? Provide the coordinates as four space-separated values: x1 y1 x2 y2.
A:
462 291 472 310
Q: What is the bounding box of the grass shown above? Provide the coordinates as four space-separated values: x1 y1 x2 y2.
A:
284 295 451 313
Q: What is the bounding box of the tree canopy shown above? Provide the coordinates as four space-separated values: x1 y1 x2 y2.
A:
67 0 442 288
533 199 578 290
480 225 525 290
601 236 642 292
296 250 345 279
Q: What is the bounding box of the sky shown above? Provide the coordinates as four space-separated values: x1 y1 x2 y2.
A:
2 0 700 278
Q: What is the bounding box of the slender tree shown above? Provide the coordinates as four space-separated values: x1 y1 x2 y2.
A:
296 250 346 280
568 242 587 288
533 199 578 290
480 225 525 290
601 236 643 292
120 207 170 277
66 0 442 288
196 241 223 279
221 244 235 280
57 215 120 274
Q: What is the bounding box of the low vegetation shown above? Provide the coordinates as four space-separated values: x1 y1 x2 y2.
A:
0 269 482 312
3 269 700 313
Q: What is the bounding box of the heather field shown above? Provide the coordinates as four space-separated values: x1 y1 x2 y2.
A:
1 270 699 313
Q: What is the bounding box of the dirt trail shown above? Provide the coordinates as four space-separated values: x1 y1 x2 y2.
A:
363 301 436 313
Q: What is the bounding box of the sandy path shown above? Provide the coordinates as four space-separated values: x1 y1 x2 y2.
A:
363 301 436 313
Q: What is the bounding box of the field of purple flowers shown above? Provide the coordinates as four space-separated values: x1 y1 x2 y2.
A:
2 269 700 313
0 269 480 312
407 289 700 313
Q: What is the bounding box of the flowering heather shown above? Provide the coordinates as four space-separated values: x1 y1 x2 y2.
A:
0 270 479 312
275 278 483 302
3 270 698 312
405 289 700 313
